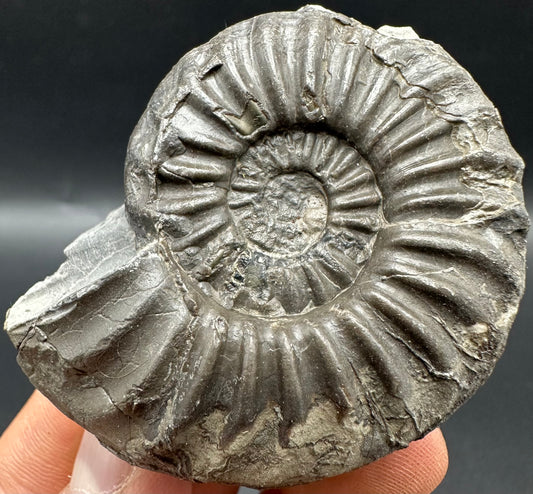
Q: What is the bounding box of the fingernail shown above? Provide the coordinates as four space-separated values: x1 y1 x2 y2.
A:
65 431 133 493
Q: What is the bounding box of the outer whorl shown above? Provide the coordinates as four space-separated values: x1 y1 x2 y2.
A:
5 6 528 488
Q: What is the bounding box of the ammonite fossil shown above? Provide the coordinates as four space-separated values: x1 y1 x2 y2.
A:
4 5 528 488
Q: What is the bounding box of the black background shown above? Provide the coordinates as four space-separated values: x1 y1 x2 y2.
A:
1 1 532 492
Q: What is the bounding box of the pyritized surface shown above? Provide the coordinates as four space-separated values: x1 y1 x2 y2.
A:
4 5 528 489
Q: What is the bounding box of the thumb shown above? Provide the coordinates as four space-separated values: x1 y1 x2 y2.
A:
61 431 235 494
61 432 133 494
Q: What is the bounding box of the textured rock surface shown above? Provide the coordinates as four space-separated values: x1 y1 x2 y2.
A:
4 5 528 488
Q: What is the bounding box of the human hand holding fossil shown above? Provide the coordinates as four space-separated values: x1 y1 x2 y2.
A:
0 392 448 494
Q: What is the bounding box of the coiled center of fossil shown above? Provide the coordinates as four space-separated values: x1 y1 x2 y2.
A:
231 172 328 257
156 131 383 316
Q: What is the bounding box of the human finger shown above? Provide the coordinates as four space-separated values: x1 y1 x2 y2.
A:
62 430 239 494
263 428 448 494
0 390 84 494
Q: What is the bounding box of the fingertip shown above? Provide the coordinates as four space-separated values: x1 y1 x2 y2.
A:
0 391 84 493
117 467 240 494
408 428 449 491
273 428 448 494
373 428 448 494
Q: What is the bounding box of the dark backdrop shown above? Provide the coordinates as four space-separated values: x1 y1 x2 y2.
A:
1 1 531 493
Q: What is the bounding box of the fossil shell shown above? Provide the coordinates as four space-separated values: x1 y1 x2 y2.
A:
4 5 528 489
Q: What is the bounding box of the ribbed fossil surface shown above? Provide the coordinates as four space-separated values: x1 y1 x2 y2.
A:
5 6 528 488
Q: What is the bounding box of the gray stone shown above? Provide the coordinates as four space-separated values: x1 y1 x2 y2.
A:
4 5 528 489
